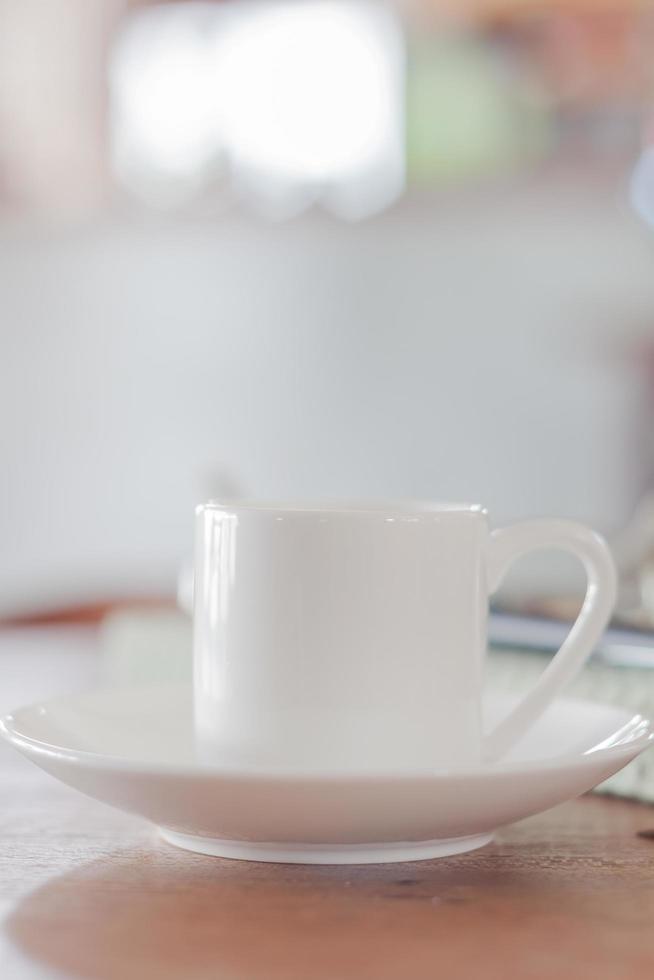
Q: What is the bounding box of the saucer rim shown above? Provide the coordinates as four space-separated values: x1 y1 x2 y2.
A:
1 688 651 783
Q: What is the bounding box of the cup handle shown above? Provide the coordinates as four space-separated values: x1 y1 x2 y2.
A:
484 519 617 762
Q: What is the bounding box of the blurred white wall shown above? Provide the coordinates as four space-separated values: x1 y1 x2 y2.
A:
2 170 654 614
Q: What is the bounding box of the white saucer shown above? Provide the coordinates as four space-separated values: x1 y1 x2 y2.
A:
1 685 651 864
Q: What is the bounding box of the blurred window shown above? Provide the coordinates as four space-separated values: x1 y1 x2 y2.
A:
110 0 405 218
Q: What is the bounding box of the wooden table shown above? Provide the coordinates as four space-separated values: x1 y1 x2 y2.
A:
1 629 654 979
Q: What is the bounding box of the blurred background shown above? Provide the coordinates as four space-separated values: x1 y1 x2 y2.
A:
3 0 654 621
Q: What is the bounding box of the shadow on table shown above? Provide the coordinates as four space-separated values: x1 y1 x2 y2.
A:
6 815 653 980
4 835 544 980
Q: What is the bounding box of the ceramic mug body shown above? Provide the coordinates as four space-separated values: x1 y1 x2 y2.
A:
193 501 616 772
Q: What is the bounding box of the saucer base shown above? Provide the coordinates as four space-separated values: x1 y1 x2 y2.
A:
159 828 494 864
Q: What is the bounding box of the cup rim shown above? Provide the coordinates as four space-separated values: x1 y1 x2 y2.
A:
197 499 487 517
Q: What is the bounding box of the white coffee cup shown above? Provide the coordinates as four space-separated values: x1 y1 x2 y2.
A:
193 500 616 771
